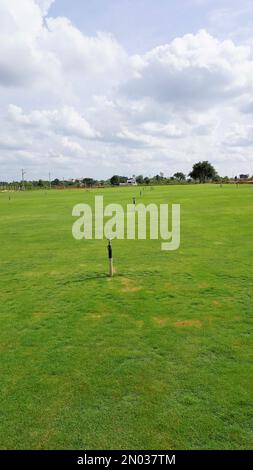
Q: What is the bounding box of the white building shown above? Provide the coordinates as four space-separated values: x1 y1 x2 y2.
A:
127 177 137 185
119 177 137 186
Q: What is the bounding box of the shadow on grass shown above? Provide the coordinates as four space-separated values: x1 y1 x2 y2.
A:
60 268 163 285
61 272 109 284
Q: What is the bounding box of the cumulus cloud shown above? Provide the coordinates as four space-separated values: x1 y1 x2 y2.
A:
122 30 253 108
7 105 99 139
0 0 65 92
141 122 183 138
223 123 253 147
0 0 253 179
0 0 129 97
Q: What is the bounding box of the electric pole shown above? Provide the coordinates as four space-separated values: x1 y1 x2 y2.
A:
21 169 26 190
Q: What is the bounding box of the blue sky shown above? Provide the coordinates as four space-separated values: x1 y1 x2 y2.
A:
0 0 253 180
50 0 210 53
49 0 253 52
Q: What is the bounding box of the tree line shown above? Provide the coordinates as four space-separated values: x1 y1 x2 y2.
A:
0 161 250 190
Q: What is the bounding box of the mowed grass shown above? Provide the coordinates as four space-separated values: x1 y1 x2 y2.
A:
0 184 252 450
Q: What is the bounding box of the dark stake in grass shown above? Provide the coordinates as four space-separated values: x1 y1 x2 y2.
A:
107 239 113 277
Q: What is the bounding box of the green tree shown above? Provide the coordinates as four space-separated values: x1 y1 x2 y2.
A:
110 175 128 185
136 175 144 184
189 161 217 183
82 178 96 187
110 175 120 185
173 172 186 181
155 174 162 182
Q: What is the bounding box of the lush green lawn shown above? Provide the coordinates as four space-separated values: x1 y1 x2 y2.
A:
0 184 252 449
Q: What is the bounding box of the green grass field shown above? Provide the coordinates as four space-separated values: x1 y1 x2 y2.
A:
0 184 252 450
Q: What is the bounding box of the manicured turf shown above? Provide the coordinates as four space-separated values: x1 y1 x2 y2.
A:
0 185 252 449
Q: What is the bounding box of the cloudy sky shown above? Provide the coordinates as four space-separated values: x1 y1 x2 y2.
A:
1 0 253 181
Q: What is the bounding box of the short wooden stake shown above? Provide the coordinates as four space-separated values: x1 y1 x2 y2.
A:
107 240 113 277
109 258 113 277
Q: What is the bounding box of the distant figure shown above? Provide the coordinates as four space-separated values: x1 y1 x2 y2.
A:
133 197 136 205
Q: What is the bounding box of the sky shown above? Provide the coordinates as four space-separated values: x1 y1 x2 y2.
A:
1 0 253 181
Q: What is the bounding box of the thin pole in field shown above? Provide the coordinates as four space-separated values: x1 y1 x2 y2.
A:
49 172 51 189
21 169 26 190
107 239 113 277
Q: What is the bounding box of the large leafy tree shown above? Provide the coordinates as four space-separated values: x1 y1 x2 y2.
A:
136 175 144 184
82 178 96 187
189 161 217 183
110 175 128 185
173 172 186 181
51 178 60 186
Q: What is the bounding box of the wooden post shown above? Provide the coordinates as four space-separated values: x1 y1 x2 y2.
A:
107 240 113 277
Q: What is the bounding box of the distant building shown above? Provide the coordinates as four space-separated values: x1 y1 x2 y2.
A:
239 174 249 179
127 177 137 185
120 177 137 186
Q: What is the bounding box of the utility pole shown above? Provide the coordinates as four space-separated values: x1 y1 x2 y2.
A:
21 169 26 190
49 172 51 189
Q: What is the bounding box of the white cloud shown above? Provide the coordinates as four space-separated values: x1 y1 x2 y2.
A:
7 105 99 139
122 30 253 108
223 123 253 147
141 122 183 138
0 0 129 99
